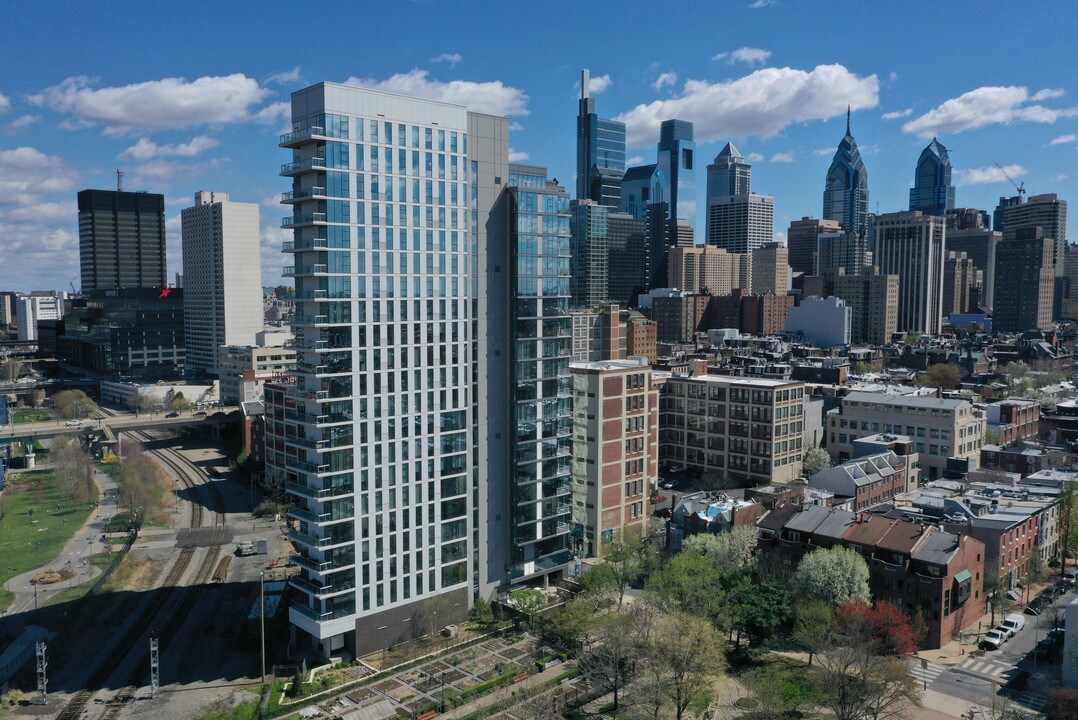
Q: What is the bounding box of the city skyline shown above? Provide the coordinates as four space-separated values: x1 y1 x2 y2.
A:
2 1 1078 291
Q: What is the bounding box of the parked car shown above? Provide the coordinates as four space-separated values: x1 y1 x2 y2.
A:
653 507 672 519
1000 613 1026 637
193 410 207 416
1055 580 1072 595
65 419 83 426
165 411 179 418
981 628 1008 650
668 465 686 473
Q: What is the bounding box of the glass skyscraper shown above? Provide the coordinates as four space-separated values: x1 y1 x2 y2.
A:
706 142 751 201
494 164 573 580
822 109 870 240
274 82 505 658
657 119 696 238
576 69 625 207
617 164 666 221
908 138 956 216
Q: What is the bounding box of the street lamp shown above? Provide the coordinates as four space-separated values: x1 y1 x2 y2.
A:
260 570 266 683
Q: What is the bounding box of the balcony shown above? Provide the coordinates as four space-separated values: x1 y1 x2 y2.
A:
290 574 356 599
280 126 325 147
286 480 354 501
289 528 353 550
281 213 327 228
281 158 326 176
283 237 331 253
281 187 327 203
290 599 356 622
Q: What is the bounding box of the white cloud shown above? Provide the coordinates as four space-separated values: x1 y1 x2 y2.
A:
888 72 899 83
625 155 645 166
0 147 78 203
903 86 1078 138
29 74 275 132
265 67 301 86
588 74 613 95
653 72 678 91
956 164 1027 187
1032 88 1065 102
508 149 529 162
509 122 524 132
254 101 290 125
773 231 787 244
9 114 39 129
712 47 772 65
0 91 9 113
126 158 225 189
749 0 776 7
431 53 463 67
1053 174 1069 181
118 135 219 161
770 152 794 163
616 63 878 146
881 108 912 120
746 152 764 162
812 147 833 156
1049 133 1077 145
345 70 529 116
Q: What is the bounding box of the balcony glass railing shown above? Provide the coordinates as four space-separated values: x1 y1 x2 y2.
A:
280 126 325 145
290 599 356 622
281 158 326 175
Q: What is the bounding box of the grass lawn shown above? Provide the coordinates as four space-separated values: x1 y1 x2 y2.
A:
42 555 113 607
11 408 50 424
0 469 100 612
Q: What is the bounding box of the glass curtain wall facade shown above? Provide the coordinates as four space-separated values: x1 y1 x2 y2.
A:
908 138 956 216
657 119 696 238
576 70 626 207
277 82 492 658
504 166 573 580
823 111 870 241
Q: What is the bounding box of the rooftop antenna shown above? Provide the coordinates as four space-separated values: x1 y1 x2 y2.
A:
116 169 124 192
581 68 590 100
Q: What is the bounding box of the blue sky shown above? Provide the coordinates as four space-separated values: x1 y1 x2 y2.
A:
1 1 1077 292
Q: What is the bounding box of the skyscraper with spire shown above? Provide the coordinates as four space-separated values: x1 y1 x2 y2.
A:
822 108 869 240
576 69 626 207
706 142 751 201
909 138 956 215
705 143 773 252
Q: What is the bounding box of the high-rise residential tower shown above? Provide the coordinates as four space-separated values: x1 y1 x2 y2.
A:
945 227 999 309
908 138 956 216
993 228 1055 332
787 217 843 276
569 200 610 308
181 191 262 376
273 81 505 658
657 119 697 238
78 189 167 292
576 69 626 207
492 164 573 582
874 211 946 335
822 109 870 240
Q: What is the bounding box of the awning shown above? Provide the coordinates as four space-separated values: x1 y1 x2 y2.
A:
954 569 972 584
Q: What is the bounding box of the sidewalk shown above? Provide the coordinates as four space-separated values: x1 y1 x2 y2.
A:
2 466 121 615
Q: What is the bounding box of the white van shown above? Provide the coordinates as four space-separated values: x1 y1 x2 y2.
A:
1001 613 1026 637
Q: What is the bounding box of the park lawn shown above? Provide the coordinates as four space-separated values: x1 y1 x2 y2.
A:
42 555 113 607
0 469 100 612
11 408 50 424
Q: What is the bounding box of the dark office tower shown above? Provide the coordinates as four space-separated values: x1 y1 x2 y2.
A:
78 189 167 292
706 142 751 199
946 228 1000 309
570 200 610 308
576 69 625 207
618 164 666 220
908 138 956 215
657 119 697 238
994 228 1054 332
644 202 673 291
786 216 843 276
607 214 647 305
822 109 870 240
995 192 1068 317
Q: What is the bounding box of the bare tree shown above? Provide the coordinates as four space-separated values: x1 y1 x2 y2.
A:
579 612 636 716
651 612 725 720
814 644 921 720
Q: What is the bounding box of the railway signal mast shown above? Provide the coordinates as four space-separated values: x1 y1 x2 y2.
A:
150 633 160 698
36 641 47 704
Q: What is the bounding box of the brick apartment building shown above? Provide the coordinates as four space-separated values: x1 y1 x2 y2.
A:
756 504 986 649
570 358 660 556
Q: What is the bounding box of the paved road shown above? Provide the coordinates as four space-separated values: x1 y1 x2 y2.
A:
911 586 1073 714
2 407 239 441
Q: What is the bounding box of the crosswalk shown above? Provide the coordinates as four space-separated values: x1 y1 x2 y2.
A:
956 656 1012 679
908 660 948 686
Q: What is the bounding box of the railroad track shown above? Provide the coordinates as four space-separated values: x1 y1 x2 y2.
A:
53 431 226 720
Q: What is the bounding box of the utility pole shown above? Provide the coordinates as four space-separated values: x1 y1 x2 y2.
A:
35 640 47 704
150 633 160 698
260 570 266 683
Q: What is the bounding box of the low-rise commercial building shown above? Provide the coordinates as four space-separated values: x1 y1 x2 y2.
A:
217 344 297 404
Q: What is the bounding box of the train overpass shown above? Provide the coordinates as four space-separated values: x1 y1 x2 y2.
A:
2 407 242 443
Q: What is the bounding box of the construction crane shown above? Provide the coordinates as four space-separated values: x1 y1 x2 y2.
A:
995 163 1026 197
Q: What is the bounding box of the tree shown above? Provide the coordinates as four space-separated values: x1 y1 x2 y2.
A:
580 612 636 716
834 601 916 657
792 546 871 606
601 526 647 607
794 601 834 666
50 435 94 502
681 525 758 575
1045 689 1078 720
1 357 23 382
644 550 727 626
853 361 873 375
507 588 547 627
730 576 792 655
418 593 457 638
803 447 833 476
51 389 99 420
651 612 725 720
170 393 194 411
539 595 598 654
983 570 1014 628
814 644 921 720
918 363 962 390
